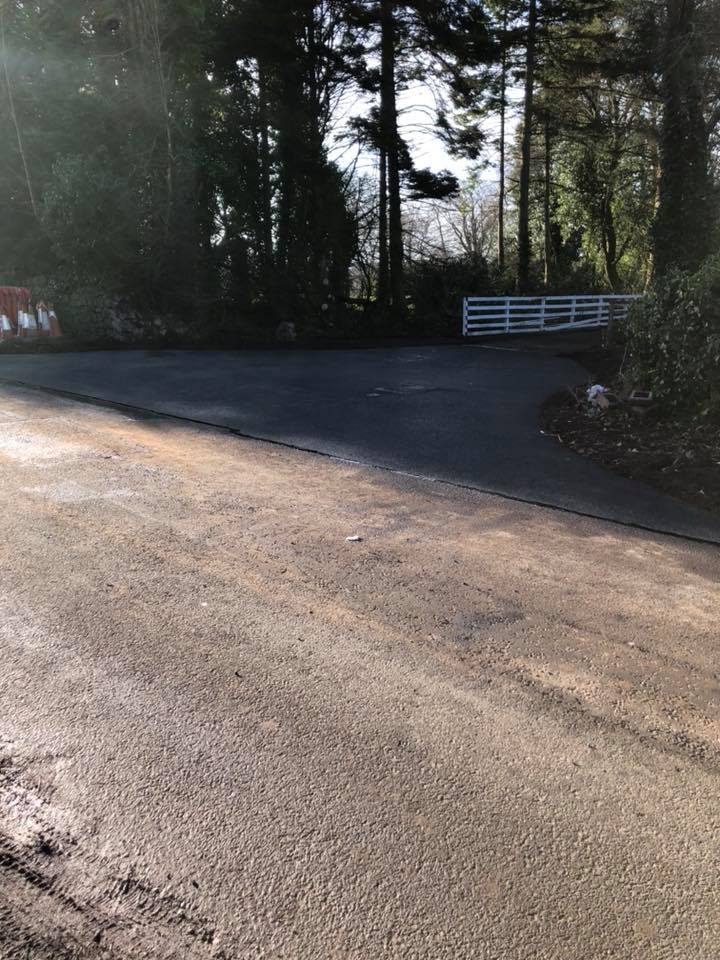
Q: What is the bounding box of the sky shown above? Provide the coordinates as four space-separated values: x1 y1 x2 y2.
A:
330 77 522 193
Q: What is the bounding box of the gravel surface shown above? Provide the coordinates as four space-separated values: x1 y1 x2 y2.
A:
1 385 719 959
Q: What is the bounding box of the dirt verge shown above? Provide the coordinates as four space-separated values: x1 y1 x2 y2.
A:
543 347 720 516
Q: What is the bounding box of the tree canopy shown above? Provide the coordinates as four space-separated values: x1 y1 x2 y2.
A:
0 0 718 338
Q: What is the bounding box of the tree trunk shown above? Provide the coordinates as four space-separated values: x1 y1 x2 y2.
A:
517 0 537 293
543 120 552 288
0 4 38 222
654 0 711 274
191 73 215 316
144 0 175 243
305 6 324 303
276 138 293 273
601 194 621 291
498 7 508 274
378 145 390 307
644 108 661 290
258 64 274 283
380 0 405 316
276 64 297 279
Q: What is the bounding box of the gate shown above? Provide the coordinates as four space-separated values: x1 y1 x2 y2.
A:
462 294 640 337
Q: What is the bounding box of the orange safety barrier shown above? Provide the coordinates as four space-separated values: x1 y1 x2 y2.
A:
0 287 29 333
36 302 62 338
0 288 62 339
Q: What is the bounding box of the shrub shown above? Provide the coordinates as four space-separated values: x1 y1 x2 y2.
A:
625 255 720 418
405 256 495 337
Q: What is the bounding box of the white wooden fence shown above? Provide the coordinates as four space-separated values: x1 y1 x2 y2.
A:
462 294 640 337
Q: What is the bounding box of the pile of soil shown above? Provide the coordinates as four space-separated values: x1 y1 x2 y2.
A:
544 348 720 517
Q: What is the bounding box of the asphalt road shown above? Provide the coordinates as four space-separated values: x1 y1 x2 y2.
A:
1 385 719 959
0 345 718 542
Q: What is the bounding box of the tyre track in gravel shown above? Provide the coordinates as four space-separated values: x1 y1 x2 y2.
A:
0 746 219 960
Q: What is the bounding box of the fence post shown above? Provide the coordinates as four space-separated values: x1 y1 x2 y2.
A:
505 299 510 334
570 296 577 326
606 298 616 345
540 297 546 332
462 298 468 336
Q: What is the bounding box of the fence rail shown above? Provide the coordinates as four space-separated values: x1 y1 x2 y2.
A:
462 294 640 337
